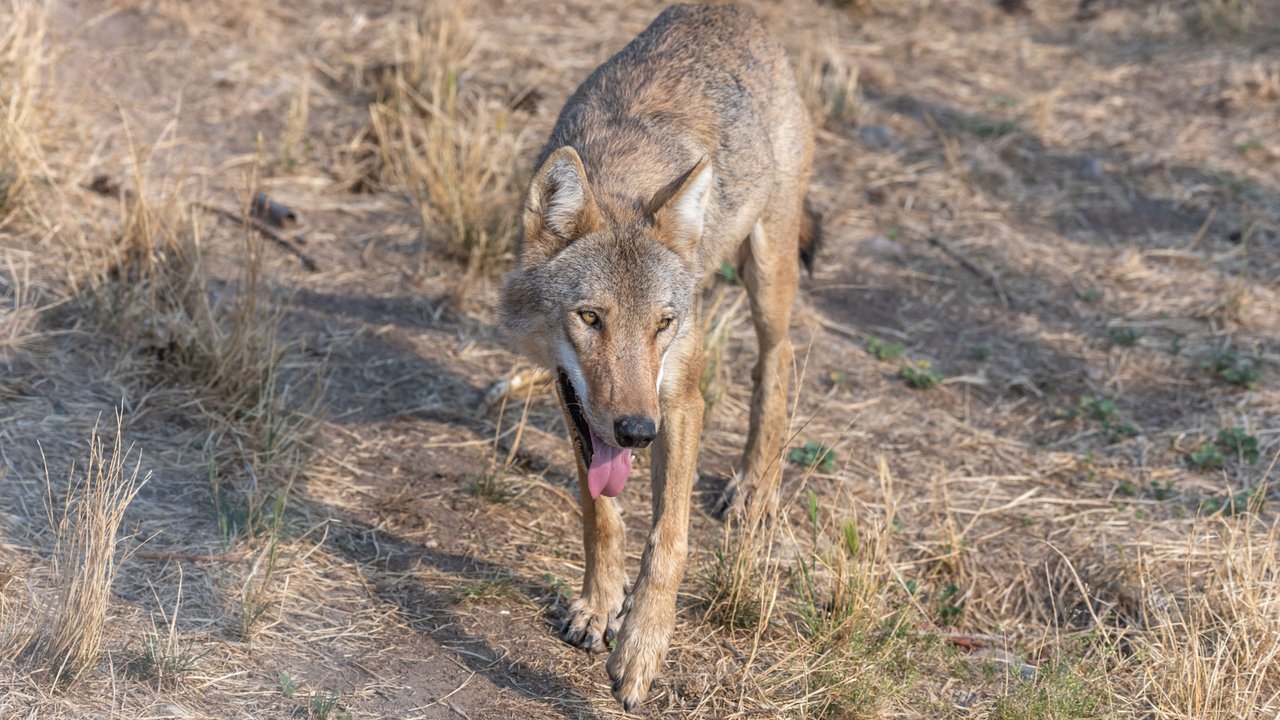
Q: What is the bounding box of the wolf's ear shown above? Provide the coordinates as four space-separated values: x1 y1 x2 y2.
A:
521 146 602 266
651 156 713 264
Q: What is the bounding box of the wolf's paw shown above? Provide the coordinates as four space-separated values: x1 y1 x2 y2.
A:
606 612 672 713
560 596 622 654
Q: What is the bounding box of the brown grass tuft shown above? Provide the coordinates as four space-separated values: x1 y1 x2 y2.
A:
799 49 862 130
1135 516 1280 717
360 6 524 276
19 416 147 686
0 257 44 364
0 1 48 225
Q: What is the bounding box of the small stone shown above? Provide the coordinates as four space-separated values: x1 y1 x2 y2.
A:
862 235 905 258
857 124 901 151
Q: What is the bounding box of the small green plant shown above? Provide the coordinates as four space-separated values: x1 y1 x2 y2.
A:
1061 396 1136 443
1188 442 1226 471
865 337 905 362
455 571 520 604
827 369 849 388
1236 136 1263 153
238 482 293 641
1217 427 1259 463
716 259 739 285
898 359 942 389
1149 479 1175 501
1107 326 1141 347
469 469 518 504
542 572 572 609
937 583 963 626
992 656 1107 719
699 539 762 632
1200 485 1264 516
790 441 837 473
308 690 351 720
955 114 1019 138
1078 451 1097 483
969 345 992 362
130 631 207 687
1189 427 1261 471
1210 346 1262 390
1078 289 1103 304
279 672 299 697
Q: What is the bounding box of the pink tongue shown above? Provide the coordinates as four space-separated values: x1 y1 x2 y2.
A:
587 430 633 499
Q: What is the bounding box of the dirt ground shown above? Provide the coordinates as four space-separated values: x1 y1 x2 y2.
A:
1 0 1277 718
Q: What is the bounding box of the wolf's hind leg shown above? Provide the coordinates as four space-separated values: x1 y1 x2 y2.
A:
716 208 800 523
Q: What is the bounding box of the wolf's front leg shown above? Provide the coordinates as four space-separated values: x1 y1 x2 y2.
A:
607 371 702 710
562 467 627 653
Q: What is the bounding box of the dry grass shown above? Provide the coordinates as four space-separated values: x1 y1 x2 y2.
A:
1135 516 1280 717
359 5 524 278
799 50 862 130
0 257 43 364
17 417 147 686
0 0 47 224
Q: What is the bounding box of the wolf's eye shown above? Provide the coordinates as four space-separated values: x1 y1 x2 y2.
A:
578 310 600 327
657 317 674 332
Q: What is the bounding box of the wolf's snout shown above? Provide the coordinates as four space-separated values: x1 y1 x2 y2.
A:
614 416 657 448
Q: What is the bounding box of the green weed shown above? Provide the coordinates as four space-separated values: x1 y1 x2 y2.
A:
1061 396 1136 443
1217 427 1259 463
469 469 518 504
936 582 963 626
1189 442 1226 471
1107 327 1141 347
992 657 1108 719
130 631 207 687
716 260 739 285
955 114 1019 138
865 337 905 362
1189 427 1260 470
899 359 943 389
1210 346 1262 390
307 690 351 720
1200 485 1264 516
791 441 837 473
455 570 519 604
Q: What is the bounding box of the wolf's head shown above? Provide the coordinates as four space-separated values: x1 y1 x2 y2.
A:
498 146 711 498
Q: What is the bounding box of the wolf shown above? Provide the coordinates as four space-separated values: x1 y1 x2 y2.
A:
497 3 817 710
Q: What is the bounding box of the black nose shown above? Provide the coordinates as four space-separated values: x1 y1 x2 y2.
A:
614 415 657 448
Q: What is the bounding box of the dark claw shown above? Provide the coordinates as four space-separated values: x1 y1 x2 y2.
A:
604 626 616 644
582 633 595 653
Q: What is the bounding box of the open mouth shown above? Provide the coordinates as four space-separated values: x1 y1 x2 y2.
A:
556 369 633 499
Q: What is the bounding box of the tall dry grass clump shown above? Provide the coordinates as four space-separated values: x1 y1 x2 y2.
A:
94 166 305 467
798 50 861 130
363 6 523 275
699 453 914 717
1134 515 1280 718
19 417 148 686
0 258 43 364
83 169 313 636
0 1 49 224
